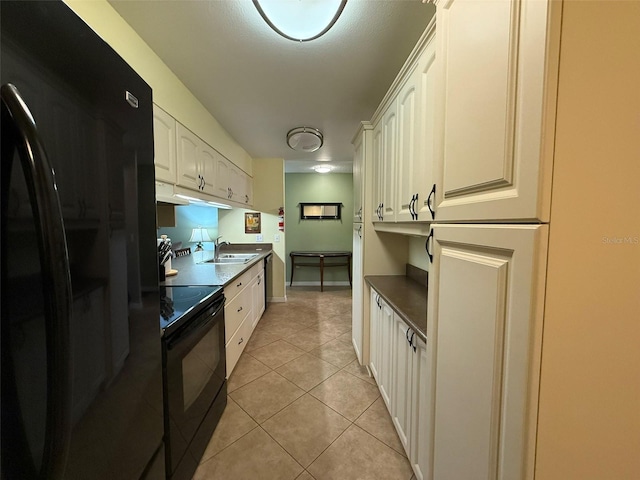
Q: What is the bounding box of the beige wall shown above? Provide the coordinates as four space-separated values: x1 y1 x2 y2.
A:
219 158 286 301
64 0 252 175
536 2 640 479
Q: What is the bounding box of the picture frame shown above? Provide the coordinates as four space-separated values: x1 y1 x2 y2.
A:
244 212 261 234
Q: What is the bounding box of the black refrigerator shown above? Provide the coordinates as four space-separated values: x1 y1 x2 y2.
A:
1 1 164 478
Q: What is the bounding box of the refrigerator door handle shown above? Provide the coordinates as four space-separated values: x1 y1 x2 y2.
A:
1 83 73 478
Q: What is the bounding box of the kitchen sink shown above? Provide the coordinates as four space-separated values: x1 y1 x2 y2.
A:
206 253 259 264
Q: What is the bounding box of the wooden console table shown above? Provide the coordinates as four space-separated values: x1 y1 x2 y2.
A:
289 251 352 292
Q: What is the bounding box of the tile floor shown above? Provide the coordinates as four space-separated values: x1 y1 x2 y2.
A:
193 286 416 480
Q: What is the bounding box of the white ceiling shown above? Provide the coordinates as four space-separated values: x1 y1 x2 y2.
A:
108 0 435 173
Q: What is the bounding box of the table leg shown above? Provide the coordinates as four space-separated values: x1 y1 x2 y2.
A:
320 256 324 292
348 255 352 287
290 255 295 287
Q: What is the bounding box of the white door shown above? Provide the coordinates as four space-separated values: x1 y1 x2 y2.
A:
380 104 397 222
414 37 437 222
152 105 176 184
433 0 559 222
198 142 216 196
426 224 548 480
410 335 430 480
378 297 394 410
176 123 201 192
213 152 230 200
392 314 412 453
396 66 420 223
370 120 383 222
369 289 381 382
352 127 365 223
351 224 364 364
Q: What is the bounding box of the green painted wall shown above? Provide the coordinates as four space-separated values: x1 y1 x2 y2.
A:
285 173 353 285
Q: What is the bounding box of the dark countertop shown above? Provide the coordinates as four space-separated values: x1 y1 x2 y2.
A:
365 274 427 342
161 245 272 288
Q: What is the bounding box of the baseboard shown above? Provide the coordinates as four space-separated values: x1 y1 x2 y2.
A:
288 281 351 287
268 296 287 303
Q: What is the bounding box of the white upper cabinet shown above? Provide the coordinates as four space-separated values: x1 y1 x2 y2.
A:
352 124 370 223
153 105 177 184
366 21 436 227
176 122 201 192
174 119 253 207
396 35 437 222
432 0 560 222
370 120 384 223
198 141 216 196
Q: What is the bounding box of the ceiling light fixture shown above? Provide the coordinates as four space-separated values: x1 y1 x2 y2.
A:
287 126 324 152
313 165 332 174
252 0 348 43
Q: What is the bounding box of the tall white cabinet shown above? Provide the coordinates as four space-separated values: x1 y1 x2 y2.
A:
425 224 548 480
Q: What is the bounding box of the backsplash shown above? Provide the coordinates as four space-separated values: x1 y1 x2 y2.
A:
157 204 219 251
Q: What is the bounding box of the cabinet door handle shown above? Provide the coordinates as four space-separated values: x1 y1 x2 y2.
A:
376 294 381 309
427 184 436 220
410 331 416 352
357 225 362 238
425 229 434 263
236 282 242 287
379 203 384 221
406 327 411 345
237 306 243 313
238 337 244 345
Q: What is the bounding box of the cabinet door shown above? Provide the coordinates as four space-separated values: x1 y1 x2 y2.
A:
353 128 365 223
369 290 381 382
251 272 265 331
426 224 547 480
199 142 216 196
176 123 201 192
153 105 176 184
380 104 397 222
378 297 394 410
228 163 241 202
213 152 230 200
351 225 364 364
410 335 430 480
370 120 383 223
414 38 437 222
395 66 420 223
243 174 253 206
392 314 412 453
433 0 559 222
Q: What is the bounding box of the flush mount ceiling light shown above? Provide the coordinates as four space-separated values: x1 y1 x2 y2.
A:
313 165 332 174
253 0 348 42
287 126 324 152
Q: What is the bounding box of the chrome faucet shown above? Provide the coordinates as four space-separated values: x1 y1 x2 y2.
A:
214 236 230 260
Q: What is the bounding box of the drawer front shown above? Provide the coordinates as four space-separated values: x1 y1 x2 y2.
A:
225 311 252 378
224 269 252 303
225 292 252 344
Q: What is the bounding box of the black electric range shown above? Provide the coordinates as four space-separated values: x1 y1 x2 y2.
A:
159 285 223 336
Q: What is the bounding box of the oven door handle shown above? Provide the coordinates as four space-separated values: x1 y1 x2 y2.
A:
166 295 225 350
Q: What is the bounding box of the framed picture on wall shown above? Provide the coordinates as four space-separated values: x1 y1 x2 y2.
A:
244 212 261 234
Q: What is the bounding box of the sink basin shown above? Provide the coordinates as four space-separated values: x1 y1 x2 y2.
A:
206 253 259 265
218 253 259 259
206 258 250 265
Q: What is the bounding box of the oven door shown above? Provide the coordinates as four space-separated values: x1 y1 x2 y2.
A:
163 293 226 476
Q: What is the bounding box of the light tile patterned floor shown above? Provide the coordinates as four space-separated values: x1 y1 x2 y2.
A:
194 286 416 480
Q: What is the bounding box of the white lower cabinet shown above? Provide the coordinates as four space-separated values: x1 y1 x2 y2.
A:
250 270 265 331
351 224 364 364
410 335 429 480
426 224 548 480
225 262 265 377
369 287 429 479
